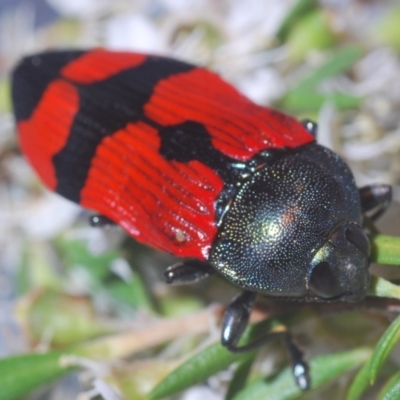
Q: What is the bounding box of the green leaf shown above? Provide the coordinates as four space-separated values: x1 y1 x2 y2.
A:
285 10 337 64
346 314 400 399
159 294 204 317
24 290 111 346
281 90 360 113
276 0 317 42
107 359 176 400
369 315 400 384
378 371 400 400
107 269 154 311
17 241 62 292
0 78 10 112
0 351 76 400
233 348 371 400
280 45 363 112
371 235 400 266
369 277 400 299
373 5 400 52
57 237 153 311
345 360 371 400
56 237 118 281
16 239 35 295
225 353 256 400
149 320 278 399
296 45 363 89
149 342 253 399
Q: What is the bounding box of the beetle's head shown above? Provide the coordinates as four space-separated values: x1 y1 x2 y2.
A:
307 222 370 302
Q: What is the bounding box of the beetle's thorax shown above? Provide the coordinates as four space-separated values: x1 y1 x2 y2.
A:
209 143 369 300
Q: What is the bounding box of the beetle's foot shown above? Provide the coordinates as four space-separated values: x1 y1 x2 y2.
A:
285 333 310 390
89 214 116 227
301 119 318 137
359 184 392 221
164 260 213 285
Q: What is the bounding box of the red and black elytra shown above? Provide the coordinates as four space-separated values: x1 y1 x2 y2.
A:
11 49 392 390
11 49 315 260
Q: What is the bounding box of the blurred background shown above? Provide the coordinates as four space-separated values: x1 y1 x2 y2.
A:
0 0 400 399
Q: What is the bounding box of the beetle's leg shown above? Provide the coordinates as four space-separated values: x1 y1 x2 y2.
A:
359 184 392 221
285 333 310 390
164 260 214 285
89 214 116 227
221 291 256 349
301 119 318 137
221 291 310 390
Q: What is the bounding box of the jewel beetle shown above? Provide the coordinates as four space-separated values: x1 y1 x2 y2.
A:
11 49 392 389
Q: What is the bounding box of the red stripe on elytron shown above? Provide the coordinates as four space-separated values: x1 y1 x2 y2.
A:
80 121 223 259
18 80 79 190
145 68 314 160
61 49 147 84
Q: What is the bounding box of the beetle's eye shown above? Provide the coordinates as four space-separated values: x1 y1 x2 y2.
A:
345 225 370 257
309 261 341 299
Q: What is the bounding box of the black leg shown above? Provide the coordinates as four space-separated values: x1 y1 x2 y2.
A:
221 291 310 390
164 260 214 285
285 333 310 390
301 119 318 137
89 214 116 227
359 184 392 221
221 291 256 349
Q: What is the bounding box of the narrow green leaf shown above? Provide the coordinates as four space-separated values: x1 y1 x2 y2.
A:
285 10 337 63
107 271 154 311
371 235 400 266
25 290 111 346
378 371 400 400
225 353 256 400
56 238 118 281
281 90 360 112
233 348 371 400
373 5 400 52
369 277 400 299
0 79 11 112
159 294 204 318
17 241 62 292
280 45 363 112
369 315 400 384
296 45 363 89
107 359 176 400
276 0 317 42
16 239 35 295
149 320 278 399
0 351 76 400
58 237 154 311
346 315 400 399
149 342 253 399
346 360 371 400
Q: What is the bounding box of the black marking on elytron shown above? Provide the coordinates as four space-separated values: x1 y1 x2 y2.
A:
158 121 242 185
11 51 86 121
158 121 291 225
158 121 299 224
53 56 195 202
